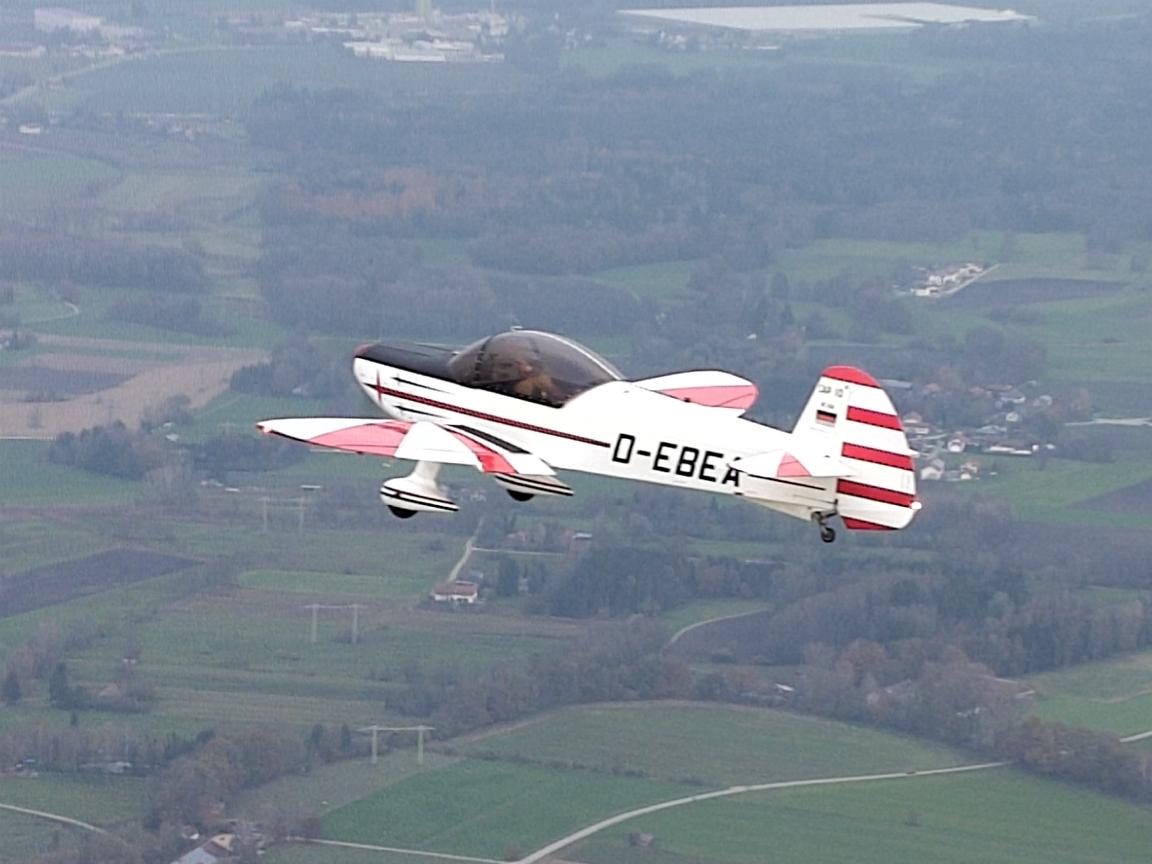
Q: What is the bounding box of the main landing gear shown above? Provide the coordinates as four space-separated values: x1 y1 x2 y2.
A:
814 513 837 544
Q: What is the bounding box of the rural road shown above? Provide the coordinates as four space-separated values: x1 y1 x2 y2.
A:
295 838 502 863
446 524 482 584
0 801 110 836
664 607 771 649
516 761 1009 864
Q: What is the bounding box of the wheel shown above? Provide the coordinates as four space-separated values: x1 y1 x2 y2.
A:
820 525 836 544
388 506 417 519
507 490 534 502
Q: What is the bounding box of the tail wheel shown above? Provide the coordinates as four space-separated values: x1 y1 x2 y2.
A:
507 490 534 502
820 525 836 543
388 506 417 519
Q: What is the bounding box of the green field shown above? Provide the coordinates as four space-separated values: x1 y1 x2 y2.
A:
0 149 119 212
41 45 527 116
458 703 969 787
238 751 462 824
0 774 144 825
0 808 65 864
596 260 697 302
1028 649 1152 736
660 599 773 637
0 442 140 508
321 758 687 859
973 457 1152 524
573 769 1152 864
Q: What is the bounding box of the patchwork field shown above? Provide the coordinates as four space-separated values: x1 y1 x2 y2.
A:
244 701 1152 864
0 334 264 439
0 515 584 732
970 456 1152 526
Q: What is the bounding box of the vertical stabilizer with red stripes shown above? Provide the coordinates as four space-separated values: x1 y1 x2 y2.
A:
794 366 918 532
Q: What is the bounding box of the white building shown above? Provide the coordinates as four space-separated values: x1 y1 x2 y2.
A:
34 7 103 33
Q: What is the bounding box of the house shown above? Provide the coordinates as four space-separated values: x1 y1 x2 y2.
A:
919 458 946 481
431 580 479 605
171 834 237 864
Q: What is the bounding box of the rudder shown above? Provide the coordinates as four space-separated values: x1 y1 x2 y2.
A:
795 366 918 531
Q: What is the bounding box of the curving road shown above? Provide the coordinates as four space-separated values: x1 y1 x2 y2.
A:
295 837 502 863
0 801 110 836
516 761 1009 864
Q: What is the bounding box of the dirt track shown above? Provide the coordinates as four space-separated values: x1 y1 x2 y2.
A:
0 335 264 438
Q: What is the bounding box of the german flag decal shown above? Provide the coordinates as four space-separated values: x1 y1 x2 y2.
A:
816 409 837 426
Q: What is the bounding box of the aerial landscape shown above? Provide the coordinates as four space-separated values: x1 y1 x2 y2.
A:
1 1 1151 863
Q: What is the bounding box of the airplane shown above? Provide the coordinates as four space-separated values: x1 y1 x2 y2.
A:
256 329 919 542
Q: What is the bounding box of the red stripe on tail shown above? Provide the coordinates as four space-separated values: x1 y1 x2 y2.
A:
842 517 898 531
846 406 903 431
837 479 916 508
842 443 914 471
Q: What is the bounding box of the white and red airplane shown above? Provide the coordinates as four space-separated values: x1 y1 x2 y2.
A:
257 330 919 542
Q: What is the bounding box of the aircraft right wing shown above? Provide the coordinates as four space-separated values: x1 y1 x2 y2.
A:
632 370 759 412
256 417 555 476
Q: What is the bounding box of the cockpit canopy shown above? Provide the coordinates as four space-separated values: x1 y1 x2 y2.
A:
448 330 621 407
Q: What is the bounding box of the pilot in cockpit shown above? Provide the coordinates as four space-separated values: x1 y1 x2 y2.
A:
511 354 556 402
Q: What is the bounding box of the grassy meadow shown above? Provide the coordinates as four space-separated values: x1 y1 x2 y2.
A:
572 768 1152 864
1028 649 1152 737
457 702 969 786
0 774 145 825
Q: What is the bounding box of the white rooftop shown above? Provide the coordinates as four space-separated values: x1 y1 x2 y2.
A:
619 3 1032 33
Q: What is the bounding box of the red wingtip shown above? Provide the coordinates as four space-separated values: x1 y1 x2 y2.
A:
823 365 880 388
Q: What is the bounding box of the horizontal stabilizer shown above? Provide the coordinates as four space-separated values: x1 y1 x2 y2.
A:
633 370 758 412
730 447 848 481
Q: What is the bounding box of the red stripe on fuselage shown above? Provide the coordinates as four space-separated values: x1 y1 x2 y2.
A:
367 380 611 448
846 406 903 431
837 479 915 508
841 442 914 471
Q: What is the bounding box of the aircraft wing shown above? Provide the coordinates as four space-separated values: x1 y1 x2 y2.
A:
256 417 555 476
632 370 758 412
729 447 850 481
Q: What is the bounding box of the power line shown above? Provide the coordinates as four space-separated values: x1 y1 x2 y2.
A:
357 724 435 765
303 603 367 644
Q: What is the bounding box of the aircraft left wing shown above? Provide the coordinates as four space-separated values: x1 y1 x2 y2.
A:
256 417 555 476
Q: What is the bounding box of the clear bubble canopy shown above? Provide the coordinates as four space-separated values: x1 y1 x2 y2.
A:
448 330 621 406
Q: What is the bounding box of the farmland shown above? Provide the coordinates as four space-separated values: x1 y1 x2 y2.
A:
571 769 1152 864
2 4 1152 863
247 702 1152 864
456 702 969 786
1028 649 1152 737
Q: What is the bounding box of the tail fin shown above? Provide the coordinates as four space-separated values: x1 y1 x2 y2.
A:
795 366 918 532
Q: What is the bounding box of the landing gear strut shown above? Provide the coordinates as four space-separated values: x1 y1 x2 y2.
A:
814 513 837 544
